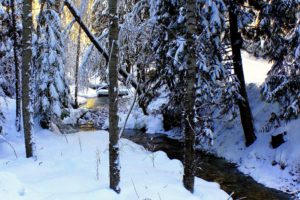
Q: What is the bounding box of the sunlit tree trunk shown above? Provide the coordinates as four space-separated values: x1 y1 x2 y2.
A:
108 0 120 193
74 27 81 108
183 0 197 193
22 0 34 158
228 0 256 146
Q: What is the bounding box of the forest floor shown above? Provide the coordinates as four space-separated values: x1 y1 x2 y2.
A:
0 98 230 200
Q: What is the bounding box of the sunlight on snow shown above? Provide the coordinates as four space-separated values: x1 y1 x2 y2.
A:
242 51 272 85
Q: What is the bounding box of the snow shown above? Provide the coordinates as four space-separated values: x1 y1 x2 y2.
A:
195 52 300 194
199 85 300 193
116 89 168 134
0 98 231 200
0 172 26 200
242 51 272 85
97 88 129 96
69 84 101 99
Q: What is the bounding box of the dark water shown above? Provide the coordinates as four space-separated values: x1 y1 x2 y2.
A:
80 97 293 200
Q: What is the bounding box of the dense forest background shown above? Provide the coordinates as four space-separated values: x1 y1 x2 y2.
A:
0 0 299 199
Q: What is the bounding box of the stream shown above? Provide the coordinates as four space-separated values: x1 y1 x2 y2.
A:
79 97 293 200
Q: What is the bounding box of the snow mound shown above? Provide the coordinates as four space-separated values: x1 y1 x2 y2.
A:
0 127 230 200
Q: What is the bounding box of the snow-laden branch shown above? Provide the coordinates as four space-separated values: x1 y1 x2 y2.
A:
64 0 109 62
64 0 140 92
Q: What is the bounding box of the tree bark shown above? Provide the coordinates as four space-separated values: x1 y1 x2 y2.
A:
228 0 256 147
22 0 34 158
11 0 21 132
108 0 120 193
183 0 197 193
74 27 81 109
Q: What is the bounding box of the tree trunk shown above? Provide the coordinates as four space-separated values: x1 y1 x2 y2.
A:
183 0 197 193
74 27 81 109
228 0 256 147
11 0 21 132
108 0 120 193
22 0 34 158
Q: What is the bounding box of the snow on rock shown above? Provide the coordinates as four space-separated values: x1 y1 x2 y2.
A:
145 114 165 134
117 110 165 134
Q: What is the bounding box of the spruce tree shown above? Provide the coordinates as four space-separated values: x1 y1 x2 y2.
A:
35 0 70 128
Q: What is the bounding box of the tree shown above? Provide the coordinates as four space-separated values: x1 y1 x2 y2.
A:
35 0 70 128
228 0 256 146
74 27 81 108
22 0 34 157
10 0 22 132
0 0 15 98
248 1 300 120
108 0 121 193
183 0 197 192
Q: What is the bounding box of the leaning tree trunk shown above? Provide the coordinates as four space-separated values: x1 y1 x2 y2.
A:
183 0 197 193
229 0 256 147
22 0 34 158
11 0 21 132
108 0 121 193
74 27 81 109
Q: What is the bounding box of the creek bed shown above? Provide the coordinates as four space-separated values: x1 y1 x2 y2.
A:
121 130 292 200
77 96 293 200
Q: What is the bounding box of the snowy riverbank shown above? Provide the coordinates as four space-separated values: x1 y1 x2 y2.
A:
118 52 299 197
0 98 230 200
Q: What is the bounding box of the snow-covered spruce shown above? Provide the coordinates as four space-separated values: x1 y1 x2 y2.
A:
35 1 70 127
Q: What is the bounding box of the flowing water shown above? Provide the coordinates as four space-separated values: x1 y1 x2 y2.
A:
79 97 293 200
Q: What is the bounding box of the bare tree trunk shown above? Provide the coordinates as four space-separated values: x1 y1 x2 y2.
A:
11 0 21 132
22 0 34 158
183 0 197 193
229 0 256 147
74 27 81 109
108 0 120 193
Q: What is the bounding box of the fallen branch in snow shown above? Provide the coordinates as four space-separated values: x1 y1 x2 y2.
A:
226 192 234 200
131 178 140 199
0 135 18 158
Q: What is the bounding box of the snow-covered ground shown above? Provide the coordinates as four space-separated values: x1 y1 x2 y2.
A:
0 98 231 200
198 52 300 195
199 85 300 194
242 51 272 85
